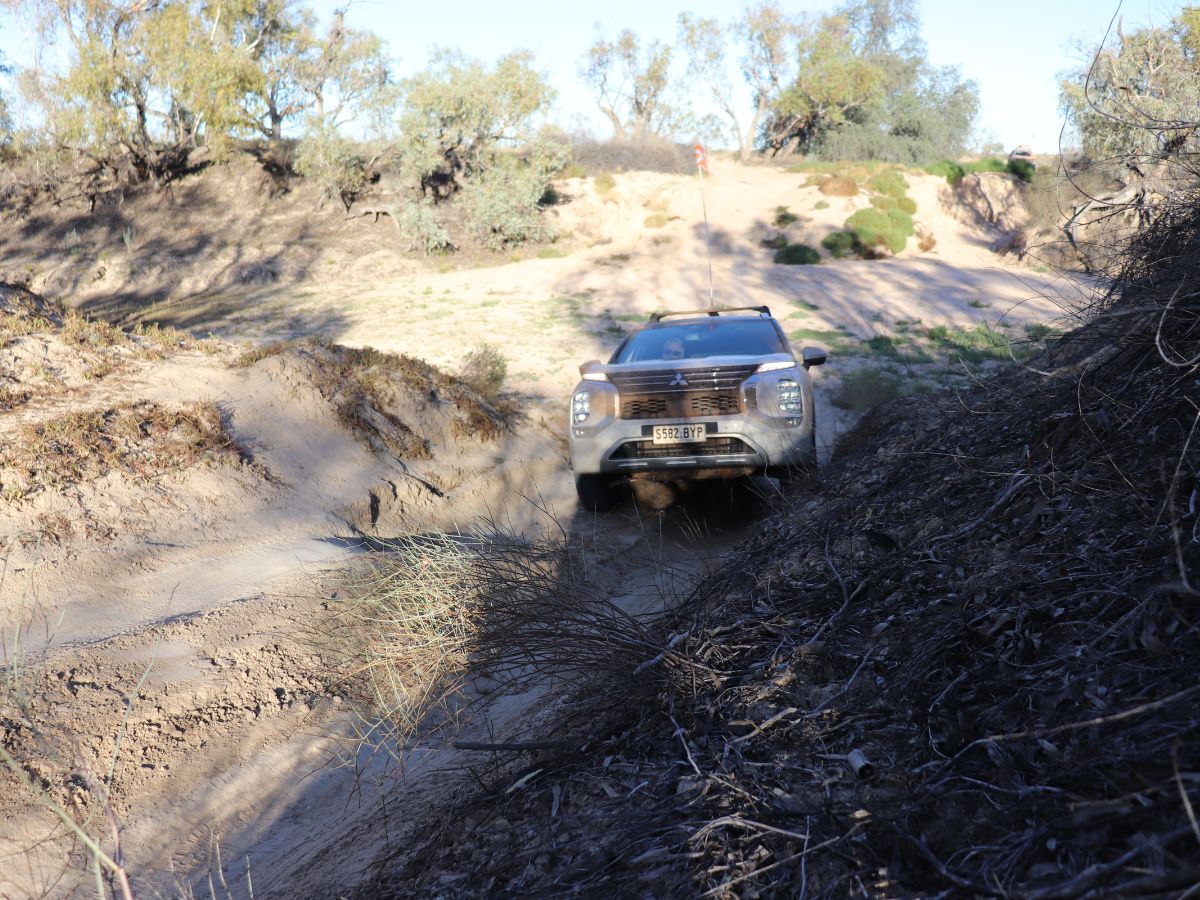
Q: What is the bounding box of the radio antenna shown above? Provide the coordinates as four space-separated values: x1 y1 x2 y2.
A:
694 144 714 308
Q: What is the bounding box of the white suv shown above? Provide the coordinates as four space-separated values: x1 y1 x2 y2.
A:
568 306 825 510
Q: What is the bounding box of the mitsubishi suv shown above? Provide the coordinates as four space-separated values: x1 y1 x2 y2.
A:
568 306 826 510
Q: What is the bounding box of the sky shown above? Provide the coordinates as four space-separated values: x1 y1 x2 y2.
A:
0 0 1188 153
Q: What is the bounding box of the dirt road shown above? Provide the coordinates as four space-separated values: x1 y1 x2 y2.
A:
0 160 1087 896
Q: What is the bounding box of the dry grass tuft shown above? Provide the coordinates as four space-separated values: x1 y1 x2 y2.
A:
321 529 668 750
818 175 859 197
362 151 1200 898
0 401 245 500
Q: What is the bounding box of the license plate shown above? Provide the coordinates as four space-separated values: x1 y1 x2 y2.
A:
652 424 707 444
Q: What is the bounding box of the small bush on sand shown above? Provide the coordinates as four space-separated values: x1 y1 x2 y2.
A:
814 199 830 210
867 170 908 200
593 172 616 194
1006 157 1036 183
460 344 507 399
773 243 820 265
643 213 669 228
821 230 862 259
963 157 1007 175
925 159 966 183
773 206 799 226
831 366 910 411
846 207 913 254
761 234 789 251
819 175 859 197
870 194 917 214
398 202 452 256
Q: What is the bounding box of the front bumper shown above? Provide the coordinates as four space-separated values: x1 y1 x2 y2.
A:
569 413 814 476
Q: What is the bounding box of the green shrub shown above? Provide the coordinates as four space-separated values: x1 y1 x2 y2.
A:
962 157 1007 175
774 205 799 226
539 184 562 205
773 243 821 265
867 169 908 199
1006 157 1036 183
762 234 789 250
831 366 910 411
870 194 898 211
398 202 452 256
814 200 830 210
643 213 670 228
295 124 373 211
897 195 917 214
925 160 966 183
819 175 859 197
460 344 507 398
537 246 569 259
821 230 861 259
593 172 616 194
846 207 913 254
560 163 587 179
462 162 556 250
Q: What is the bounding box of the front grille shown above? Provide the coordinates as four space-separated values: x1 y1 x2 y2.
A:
619 391 741 419
611 364 756 420
610 437 754 460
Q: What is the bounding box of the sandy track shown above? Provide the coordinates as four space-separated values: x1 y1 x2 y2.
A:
0 161 1085 896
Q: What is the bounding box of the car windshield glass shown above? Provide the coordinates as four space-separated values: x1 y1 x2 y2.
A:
613 319 785 363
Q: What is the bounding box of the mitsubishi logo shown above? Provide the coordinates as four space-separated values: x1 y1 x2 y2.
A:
670 372 689 387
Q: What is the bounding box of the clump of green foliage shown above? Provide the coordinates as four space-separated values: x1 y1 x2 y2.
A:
773 243 821 265
925 160 966 183
870 194 918 214
461 158 558 250
845 207 914 254
773 206 799 226
398 202 452 256
294 124 377 211
867 169 907 199
594 172 616 194
821 230 861 259
1006 157 1035 183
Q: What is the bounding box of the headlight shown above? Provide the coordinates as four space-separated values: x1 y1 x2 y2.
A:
757 360 796 373
777 378 801 414
572 390 592 423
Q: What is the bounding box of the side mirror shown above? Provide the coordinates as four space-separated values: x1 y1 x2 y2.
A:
802 347 827 369
578 359 601 376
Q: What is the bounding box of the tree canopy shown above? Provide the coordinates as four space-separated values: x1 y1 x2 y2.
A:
761 0 978 163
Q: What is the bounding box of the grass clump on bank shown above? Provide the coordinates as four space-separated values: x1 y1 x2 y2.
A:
0 402 243 500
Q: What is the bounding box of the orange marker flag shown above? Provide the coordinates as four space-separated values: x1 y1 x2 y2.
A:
693 143 709 174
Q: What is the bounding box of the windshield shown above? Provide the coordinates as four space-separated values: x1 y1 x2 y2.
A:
613 319 786 364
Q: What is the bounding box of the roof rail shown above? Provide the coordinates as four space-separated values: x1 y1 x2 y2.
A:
648 305 771 322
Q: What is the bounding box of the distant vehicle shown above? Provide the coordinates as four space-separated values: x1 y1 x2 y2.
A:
1008 145 1035 161
567 306 825 510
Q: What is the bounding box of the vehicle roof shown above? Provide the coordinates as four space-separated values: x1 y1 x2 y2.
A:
633 313 777 331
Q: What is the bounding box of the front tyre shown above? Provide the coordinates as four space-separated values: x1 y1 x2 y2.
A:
575 474 622 511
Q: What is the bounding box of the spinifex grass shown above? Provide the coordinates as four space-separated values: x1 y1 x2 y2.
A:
322 528 671 752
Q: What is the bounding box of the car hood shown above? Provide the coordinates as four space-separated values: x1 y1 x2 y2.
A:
591 353 795 375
